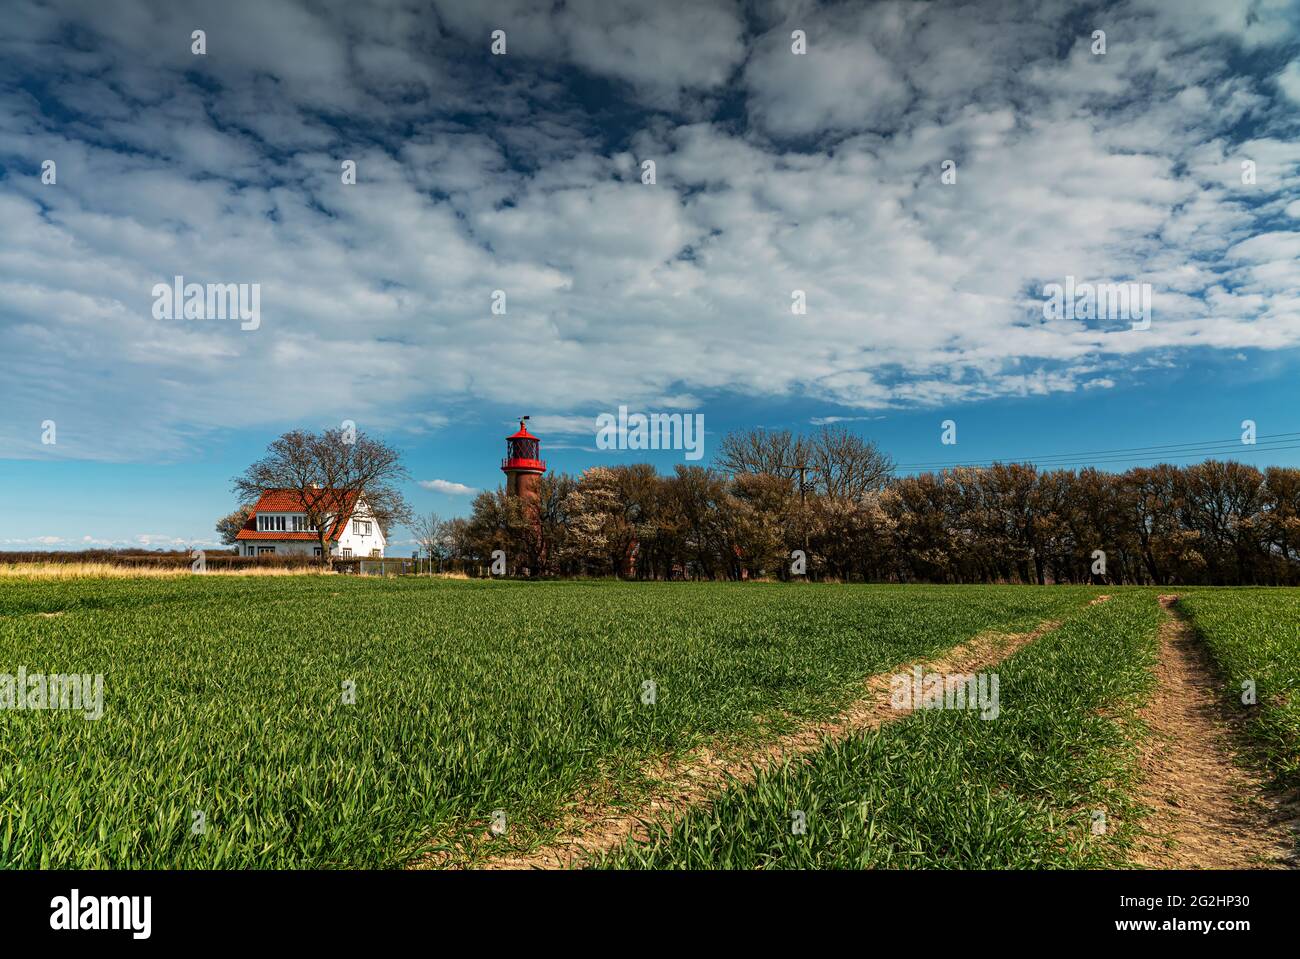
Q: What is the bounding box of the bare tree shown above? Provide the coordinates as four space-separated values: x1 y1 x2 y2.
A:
716 428 809 483
806 425 895 501
439 517 472 572
717 425 894 502
411 511 443 571
232 428 412 566
215 504 253 545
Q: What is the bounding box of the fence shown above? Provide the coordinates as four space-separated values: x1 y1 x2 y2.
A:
333 557 440 576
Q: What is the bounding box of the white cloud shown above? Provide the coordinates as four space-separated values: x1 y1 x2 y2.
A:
810 416 884 426
743 11 910 137
521 415 599 435
1280 60 1300 103
419 479 479 496
0 0 1297 463
134 534 190 547
431 0 747 108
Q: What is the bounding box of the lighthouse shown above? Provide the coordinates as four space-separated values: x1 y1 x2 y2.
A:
502 417 545 501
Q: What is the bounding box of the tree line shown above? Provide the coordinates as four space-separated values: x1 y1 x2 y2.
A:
420 426 1300 586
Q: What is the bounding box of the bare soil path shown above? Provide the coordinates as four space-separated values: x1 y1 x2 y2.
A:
418 602 1103 870
1129 596 1296 869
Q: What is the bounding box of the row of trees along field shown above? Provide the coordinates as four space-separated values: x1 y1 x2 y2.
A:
425 426 1300 586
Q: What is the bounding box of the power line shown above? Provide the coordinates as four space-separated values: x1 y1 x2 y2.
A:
895 441 1300 471
896 431 1300 467
893 432 1300 471
891 444 1300 473
1039 440 1300 467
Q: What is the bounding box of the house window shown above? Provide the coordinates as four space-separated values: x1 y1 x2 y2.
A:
353 520 372 536
370 549 381 558
313 547 322 557
342 548 352 558
257 546 276 555
258 514 286 531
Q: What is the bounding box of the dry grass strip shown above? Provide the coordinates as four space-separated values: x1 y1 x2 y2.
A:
0 562 337 579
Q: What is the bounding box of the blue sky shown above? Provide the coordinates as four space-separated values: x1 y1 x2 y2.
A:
1 0 1299 551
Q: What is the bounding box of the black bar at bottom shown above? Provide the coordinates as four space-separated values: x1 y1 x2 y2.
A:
2 869 1288 945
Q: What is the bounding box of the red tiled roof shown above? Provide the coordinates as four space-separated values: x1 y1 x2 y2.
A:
234 488 361 542
247 488 360 512
237 531 326 541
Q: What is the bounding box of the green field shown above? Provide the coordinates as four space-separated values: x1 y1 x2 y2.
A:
1177 591 1300 788
601 590 1162 869
3 578 1296 869
0 577 1095 868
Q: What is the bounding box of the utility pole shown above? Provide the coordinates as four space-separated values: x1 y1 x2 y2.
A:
777 461 816 578
778 462 816 506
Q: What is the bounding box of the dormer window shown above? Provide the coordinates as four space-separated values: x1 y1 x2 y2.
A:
257 514 288 532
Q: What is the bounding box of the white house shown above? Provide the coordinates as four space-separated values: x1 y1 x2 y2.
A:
234 488 387 558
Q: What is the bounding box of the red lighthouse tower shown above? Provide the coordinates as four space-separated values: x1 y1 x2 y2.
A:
502 417 545 501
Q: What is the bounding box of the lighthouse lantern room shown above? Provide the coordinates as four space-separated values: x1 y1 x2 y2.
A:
502 417 545 499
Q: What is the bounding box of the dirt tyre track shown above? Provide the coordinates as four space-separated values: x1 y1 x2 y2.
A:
420 601 1106 870
1128 596 1296 869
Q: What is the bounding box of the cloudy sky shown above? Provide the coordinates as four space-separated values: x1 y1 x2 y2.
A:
1 0 1298 549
